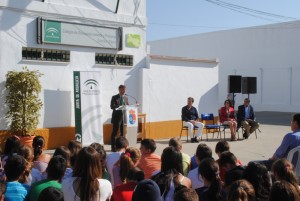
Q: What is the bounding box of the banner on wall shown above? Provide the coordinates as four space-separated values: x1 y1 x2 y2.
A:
73 71 103 145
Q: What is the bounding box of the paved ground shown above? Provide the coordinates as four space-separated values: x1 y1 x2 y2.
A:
46 111 295 165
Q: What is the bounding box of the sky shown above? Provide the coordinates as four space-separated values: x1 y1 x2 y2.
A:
146 0 300 41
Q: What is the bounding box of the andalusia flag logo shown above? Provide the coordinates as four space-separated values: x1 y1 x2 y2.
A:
44 20 61 43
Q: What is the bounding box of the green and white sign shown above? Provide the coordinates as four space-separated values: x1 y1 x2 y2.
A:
44 21 61 43
126 34 141 48
73 71 103 145
40 18 122 50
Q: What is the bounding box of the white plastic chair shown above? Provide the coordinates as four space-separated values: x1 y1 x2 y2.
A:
287 146 300 178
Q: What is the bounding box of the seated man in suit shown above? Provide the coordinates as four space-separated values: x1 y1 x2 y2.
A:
182 97 204 143
237 98 259 139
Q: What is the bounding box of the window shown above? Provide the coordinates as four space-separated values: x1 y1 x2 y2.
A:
95 53 133 66
22 47 70 62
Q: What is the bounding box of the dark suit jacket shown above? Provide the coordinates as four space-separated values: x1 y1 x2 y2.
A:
181 105 199 121
237 104 255 126
110 94 128 123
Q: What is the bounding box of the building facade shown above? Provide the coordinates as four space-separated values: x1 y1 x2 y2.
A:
149 21 300 113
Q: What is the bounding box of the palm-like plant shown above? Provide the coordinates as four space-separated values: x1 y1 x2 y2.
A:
5 67 43 136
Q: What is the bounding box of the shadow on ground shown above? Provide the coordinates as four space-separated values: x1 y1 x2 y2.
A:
256 111 294 126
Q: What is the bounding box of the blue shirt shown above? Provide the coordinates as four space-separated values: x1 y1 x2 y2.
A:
274 129 300 159
5 181 29 201
245 106 250 119
190 155 198 170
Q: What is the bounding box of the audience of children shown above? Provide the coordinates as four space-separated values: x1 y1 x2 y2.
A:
2 134 300 201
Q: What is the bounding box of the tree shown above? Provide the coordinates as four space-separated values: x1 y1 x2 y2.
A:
5 67 43 136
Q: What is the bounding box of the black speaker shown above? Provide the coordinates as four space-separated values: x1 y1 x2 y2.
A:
242 77 257 94
228 75 242 93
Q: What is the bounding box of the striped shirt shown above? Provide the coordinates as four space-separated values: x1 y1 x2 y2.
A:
5 181 29 201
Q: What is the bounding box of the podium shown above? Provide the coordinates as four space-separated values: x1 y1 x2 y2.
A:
116 104 139 147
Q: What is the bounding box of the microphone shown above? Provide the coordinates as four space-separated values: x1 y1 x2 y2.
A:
125 94 138 104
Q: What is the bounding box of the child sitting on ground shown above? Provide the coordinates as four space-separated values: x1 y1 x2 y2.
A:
4 155 29 201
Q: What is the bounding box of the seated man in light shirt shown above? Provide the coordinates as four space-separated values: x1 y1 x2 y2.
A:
181 97 204 143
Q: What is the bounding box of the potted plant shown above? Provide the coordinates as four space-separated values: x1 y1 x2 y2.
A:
5 67 43 145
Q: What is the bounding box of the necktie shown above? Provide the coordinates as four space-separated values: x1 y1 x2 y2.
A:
120 96 124 105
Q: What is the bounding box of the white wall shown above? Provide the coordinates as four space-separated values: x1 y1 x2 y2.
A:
140 57 219 122
148 21 300 112
0 0 147 129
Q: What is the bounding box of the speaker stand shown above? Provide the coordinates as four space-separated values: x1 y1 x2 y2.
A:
232 93 235 109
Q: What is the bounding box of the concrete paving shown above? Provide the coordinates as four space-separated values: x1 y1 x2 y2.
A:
46 111 296 165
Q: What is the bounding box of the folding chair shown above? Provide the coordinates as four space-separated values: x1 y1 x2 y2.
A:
287 146 300 179
179 121 198 142
238 122 261 139
201 113 221 141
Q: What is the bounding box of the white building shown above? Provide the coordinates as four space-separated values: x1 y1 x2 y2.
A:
149 20 300 113
4 1 296 146
0 0 220 145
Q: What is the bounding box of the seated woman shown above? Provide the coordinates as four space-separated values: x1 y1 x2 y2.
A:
62 146 112 201
18 144 43 185
196 158 225 201
112 147 141 188
32 136 52 174
272 158 299 190
152 146 191 200
220 100 237 141
243 162 271 201
227 179 256 201
269 180 300 201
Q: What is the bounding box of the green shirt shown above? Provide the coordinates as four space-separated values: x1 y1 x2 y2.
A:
28 179 62 201
182 152 191 176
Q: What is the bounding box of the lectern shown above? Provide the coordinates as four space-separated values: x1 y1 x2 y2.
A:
116 104 139 147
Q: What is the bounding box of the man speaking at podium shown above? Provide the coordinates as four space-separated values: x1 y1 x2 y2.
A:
110 85 128 151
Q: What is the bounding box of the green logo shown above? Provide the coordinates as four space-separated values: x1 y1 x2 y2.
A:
126 34 141 48
44 20 61 43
